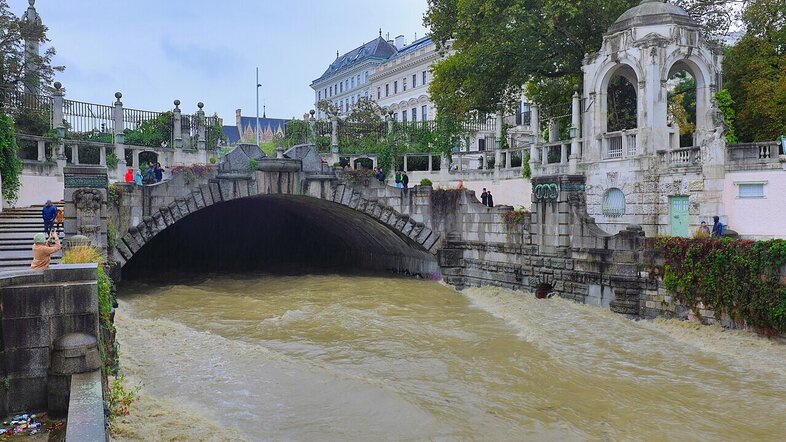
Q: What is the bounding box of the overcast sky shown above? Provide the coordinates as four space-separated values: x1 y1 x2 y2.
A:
9 0 429 122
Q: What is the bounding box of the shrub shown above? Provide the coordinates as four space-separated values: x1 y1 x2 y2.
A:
106 152 119 169
503 207 530 229
209 156 217 164
63 245 104 265
651 237 786 333
420 178 433 186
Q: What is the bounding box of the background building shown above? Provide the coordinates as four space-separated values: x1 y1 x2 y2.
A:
222 109 288 144
311 36 398 119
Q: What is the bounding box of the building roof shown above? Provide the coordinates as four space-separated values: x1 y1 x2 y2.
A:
608 0 699 33
384 36 433 63
313 37 398 84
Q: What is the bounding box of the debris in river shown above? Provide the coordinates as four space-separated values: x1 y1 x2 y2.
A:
0 412 63 439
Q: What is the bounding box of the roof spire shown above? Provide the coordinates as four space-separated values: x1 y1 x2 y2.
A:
379 28 382 37
336 50 339 59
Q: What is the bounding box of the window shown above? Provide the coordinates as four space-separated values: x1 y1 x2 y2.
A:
377 87 381 99
402 110 408 122
318 91 321 100
602 188 626 217
340 82 343 93
422 71 427 85
412 74 417 88
351 96 355 106
403 77 407 91
357 74 361 85
385 84 389 96
345 79 349 90
412 107 417 121
737 182 766 198
364 91 368 99
329 86 333 96
365 71 369 82
394 112 399 122
351 77 355 88
421 105 428 121
394 81 398 94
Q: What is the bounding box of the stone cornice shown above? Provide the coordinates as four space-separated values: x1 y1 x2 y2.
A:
369 51 443 82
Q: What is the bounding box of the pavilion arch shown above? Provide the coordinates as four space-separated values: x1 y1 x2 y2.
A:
597 62 642 134
663 55 715 135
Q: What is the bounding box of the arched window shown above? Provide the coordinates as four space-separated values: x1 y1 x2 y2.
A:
602 188 626 218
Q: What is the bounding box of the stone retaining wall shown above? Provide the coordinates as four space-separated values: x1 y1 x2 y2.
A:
0 264 99 415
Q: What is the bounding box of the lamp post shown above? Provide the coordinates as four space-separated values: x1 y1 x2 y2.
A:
256 67 261 146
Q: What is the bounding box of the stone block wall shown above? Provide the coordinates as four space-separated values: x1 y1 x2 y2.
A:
0 265 99 415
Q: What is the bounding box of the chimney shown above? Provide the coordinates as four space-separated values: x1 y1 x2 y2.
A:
236 109 242 130
394 35 406 50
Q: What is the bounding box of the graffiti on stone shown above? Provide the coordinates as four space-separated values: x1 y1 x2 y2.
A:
533 183 560 201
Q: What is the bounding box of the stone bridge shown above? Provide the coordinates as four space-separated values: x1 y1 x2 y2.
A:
64 143 650 315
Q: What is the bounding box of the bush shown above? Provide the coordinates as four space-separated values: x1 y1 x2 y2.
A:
209 156 217 164
420 178 433 186
62 245 104 265
0 114 23 203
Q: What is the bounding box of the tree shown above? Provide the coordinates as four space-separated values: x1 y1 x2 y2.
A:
0 0 62 92
316 100 339 118
425 0 746 121
724 0 786 142
346 97 384 124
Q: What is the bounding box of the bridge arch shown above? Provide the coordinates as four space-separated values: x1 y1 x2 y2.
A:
113 172 441 278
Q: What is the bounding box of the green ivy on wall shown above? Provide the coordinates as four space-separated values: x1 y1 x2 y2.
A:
654 237 786 334
0 114 23 203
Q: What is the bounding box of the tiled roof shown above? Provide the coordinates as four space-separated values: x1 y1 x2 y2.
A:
222 126 241 143
222 116 289 144
313 37 398 84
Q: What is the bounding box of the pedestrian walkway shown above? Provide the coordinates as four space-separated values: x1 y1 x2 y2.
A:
0 204 63 272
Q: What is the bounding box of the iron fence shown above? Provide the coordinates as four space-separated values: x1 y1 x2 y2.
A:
62 99 114 140
0 87 54 135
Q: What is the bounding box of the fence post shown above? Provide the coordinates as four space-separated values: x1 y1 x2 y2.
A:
113 92 126 174
36 139 45 162
428 153 433 172
403 154 408 172
331 116 339 153
196 102 206 150
173 100 182 149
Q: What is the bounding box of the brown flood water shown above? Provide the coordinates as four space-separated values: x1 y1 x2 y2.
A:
111 274 786 441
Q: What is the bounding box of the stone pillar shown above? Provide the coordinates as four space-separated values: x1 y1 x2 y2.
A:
99 146 106 166
132 150 139 170
530 104 540 167
428 154 433 172
494 112 503 169
63 165 109 254
196 102 206 150
403 155 408 172
21 0 41 94
570 90 581 172
113 92 126 174
52 82 67 174
331 116 339 153
37 139 45 161
173 100 182 149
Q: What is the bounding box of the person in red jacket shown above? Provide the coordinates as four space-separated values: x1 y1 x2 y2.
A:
124 168 134 183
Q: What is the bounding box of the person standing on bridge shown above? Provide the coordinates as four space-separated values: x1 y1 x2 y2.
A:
42 200 57 235
481 188 488 206
30 231 60 270
154 162 165 183
124 168 134 183
133 170 143 186
486 190 494 208
402 171 410 195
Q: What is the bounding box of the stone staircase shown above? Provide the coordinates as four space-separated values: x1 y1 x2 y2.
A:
0 204 64 273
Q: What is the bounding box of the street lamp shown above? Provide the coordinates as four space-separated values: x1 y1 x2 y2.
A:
256 67 262 146
569 126 578 139
529 134 537 145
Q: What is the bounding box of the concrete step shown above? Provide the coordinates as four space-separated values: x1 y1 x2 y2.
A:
0 231 63 240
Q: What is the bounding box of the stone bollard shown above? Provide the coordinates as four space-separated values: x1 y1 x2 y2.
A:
47 333 101 417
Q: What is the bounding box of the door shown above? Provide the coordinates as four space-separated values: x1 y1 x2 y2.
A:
669 196 689 237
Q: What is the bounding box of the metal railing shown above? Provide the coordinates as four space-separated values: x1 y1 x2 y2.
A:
0 87 54 135
62 99 115 138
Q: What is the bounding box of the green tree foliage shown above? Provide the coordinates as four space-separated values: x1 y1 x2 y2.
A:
123 112 173 147
347 97 384 124
607 76 638 132
0 113 22 202
0 0 63 91
714 89 738 143
724 0 786 142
